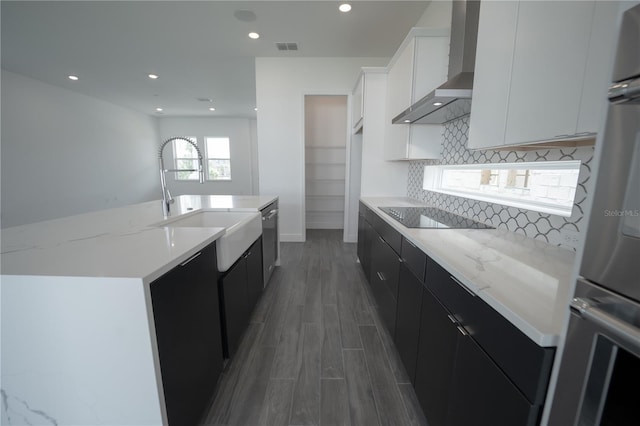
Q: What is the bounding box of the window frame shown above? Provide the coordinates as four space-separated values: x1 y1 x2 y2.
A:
172 136 200 181
422 160 582 217
204 137 232 181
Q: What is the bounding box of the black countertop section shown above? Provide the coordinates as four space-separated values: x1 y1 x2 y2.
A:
379 207 494 229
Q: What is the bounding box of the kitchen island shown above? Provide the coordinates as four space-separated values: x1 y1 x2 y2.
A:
0 195 277 426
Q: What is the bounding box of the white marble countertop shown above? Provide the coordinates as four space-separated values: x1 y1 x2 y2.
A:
0 195 277 282
361 197 575 347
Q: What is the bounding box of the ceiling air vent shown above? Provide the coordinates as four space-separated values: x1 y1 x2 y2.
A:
276 42 298 51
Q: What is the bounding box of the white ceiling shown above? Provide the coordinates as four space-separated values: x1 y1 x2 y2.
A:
2 1 432 118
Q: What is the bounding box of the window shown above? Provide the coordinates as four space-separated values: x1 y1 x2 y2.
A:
173 137 200 180
205 137 231 180
423 161 582 217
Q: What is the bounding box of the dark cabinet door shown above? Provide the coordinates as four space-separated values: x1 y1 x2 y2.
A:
261 201 278 286
357 212 372 282
219 258 250 359
414 287 459 426
246 237 264 315
151 243 223 426
370 233 400 336
447 334 538 426
394 263 423 383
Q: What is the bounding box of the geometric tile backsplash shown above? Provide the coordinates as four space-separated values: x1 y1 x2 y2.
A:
407 116 594 251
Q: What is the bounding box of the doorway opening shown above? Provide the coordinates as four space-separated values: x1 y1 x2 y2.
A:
304 95 348 232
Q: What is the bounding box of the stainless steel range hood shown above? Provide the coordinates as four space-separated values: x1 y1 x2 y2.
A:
393 0 480 125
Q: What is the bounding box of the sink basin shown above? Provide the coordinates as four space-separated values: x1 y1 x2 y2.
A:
155 211 262 272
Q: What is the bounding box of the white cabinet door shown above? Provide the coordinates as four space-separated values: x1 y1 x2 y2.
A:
504 1 593 145
383 33 449 160
412 36 450 102
467 1 519 150
468 0 619 150
384 38 415 160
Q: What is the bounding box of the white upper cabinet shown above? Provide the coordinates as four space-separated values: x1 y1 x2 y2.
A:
468 1 620 150
383 29 450 160
352 72 364 133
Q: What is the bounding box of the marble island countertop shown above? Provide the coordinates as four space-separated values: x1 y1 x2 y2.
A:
361 197 576 347
0 195 277 282
0 194 278 426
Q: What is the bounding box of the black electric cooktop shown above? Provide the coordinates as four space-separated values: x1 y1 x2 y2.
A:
379 207 493 229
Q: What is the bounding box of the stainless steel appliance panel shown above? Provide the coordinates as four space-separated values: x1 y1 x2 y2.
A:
580 101 640 301
580 3 640 303
612 4 640 83
261 201 278 286
549 279 640 426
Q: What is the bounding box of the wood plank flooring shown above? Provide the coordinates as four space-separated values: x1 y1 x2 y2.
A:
201 229 428 426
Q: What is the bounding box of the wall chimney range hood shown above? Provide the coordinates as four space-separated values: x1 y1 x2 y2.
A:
393 0 480 125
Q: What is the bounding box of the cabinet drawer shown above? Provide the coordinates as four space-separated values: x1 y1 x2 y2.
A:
370 232 401 335
372 233 400 300
426 258 554 404
359 201 376 224
401 236 427 282
372 214 402 255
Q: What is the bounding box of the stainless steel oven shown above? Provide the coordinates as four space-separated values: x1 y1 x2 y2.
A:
549 4 640 425
550 279 640 425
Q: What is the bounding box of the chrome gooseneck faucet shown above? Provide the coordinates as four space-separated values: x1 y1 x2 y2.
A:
158 136 204 217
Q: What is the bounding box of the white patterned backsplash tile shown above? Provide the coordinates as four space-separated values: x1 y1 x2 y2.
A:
407 116 594 251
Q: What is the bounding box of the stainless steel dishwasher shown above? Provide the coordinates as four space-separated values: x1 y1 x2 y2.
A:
261 200 278 286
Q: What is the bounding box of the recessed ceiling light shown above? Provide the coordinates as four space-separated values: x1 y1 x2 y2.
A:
209 107 216 111
68 75 79 81
248 32 260 39
433 102 443 106
155 107 163 112
339 3 352 13
404 119 411 123
148 74 159 79
254 107 258 111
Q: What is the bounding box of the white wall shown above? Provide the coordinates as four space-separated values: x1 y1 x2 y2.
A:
415 0 453 28
255 57 388 242
1 70 160 228
157 117 257 196
250 119 259 194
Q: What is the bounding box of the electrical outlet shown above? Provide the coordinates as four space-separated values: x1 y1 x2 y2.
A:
562 229 581 247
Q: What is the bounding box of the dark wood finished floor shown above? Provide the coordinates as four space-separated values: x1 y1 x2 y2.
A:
201 229 428 426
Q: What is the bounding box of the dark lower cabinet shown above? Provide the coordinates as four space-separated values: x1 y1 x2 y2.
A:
447 334 538 426
370 233 400 336
219 255 250 359
246 238 264 315
357 210 372 283
394 263 424 383
414 287 459 426
261 201 278 286
151 242 223 426
219 237 263 359
357 204 552 426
